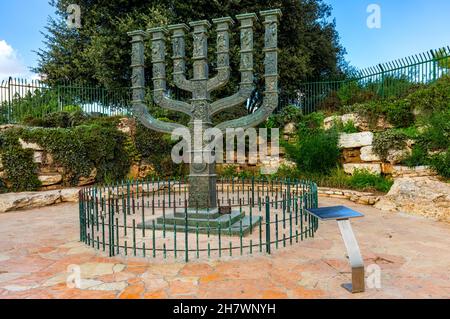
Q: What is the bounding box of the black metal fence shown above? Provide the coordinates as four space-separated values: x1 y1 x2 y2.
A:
79 177 319 261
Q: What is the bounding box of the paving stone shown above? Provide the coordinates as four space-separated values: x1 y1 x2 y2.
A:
88 281 128 291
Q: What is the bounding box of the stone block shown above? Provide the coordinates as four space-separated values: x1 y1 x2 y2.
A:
19 139 43 151
339 132 373 149
360 146 381 162
342 148 361 163
38 173 63 186
343 163 382 175
33 151 44 164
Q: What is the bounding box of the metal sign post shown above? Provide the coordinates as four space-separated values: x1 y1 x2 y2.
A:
306 206 365 294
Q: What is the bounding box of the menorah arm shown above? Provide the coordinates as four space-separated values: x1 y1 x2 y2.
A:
209 85 254 116
133 102 187 134
207 68 230 92
174 73 194 92
153 90 192 116
215 94 277 131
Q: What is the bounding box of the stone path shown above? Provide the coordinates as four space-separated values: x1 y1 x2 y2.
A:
0 197 449 299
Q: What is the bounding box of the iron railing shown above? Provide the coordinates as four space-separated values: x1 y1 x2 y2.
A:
277 46 450 114
1 46 449 123
79 177 319 261
0 78 132 124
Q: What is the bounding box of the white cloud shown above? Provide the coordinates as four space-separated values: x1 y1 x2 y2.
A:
0 40 35 81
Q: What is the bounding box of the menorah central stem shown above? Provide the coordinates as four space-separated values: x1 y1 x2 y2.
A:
187 20 217 211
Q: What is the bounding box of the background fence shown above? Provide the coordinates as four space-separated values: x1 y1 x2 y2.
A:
278 46 450 114
1 46 449 124
0 79 132 124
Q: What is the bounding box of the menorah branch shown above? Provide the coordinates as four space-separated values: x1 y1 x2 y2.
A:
207 17 234 92
169 24 194 93
128 30 188 134
133 102 187 134
216 10 282 130
149 27 192 116
210 13 257 116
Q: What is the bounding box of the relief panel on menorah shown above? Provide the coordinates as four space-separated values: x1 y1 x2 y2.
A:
217 54 229 67
266 78 278 92
265 23 278 48
131 45 144 65
191 101 210 122
217 33 229 52
152 64 165 79
193 34 207 57
241 54 253 69
265 55 277 75
241 30 253 49
131 72 143 87
152 43 164 61
172 38 185 58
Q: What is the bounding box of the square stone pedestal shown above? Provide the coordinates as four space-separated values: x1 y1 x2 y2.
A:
137 209 261 236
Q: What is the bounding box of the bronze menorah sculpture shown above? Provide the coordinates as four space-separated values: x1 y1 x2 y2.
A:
129 9 281 233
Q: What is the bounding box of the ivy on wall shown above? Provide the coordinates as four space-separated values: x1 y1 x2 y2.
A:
0 113 186 193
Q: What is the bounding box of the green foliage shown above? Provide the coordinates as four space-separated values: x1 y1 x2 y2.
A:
417 110 450 151
334 119 358 133
218 165 238 178
409 75 450 115
337 81 376 106
349 169 393 193
134 123 185 178
0 89 60 124
0 130 41 192
296 112 325 135
385 99 415 128
37 0 345 92
270 166 393 193
402 145 429 168
284 128 340 174
265 105 304 129
373 130 408 161
23 110 88 128
435 49 450 69
429 149 450 178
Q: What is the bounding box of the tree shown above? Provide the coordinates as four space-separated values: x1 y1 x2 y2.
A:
36 0 346 93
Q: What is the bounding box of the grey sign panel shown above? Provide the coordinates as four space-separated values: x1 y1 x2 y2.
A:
306 206 364 221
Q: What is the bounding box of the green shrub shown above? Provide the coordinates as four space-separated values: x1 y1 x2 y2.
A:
284 128 340 174
402 145 429 167
0 129 41 192
135 123 185 178
349 170 393 193
385 99 415 128
409 75 450 115
296 112 325 135
373 130 408 161
429 149 450 179
417 110 450 151
265 105 304 129
337 81 376 106
344 101 385 129
23 110 88 128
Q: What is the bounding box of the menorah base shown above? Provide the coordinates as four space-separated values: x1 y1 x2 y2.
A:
137 210 261 236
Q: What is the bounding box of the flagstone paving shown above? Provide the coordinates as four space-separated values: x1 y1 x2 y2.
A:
0 197 449 299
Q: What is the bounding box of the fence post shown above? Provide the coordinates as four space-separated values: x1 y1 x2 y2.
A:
379 64 385 98
7 77 12 123
265 196 271 255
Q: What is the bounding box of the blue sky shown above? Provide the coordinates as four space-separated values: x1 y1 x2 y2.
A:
0 0 449 80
